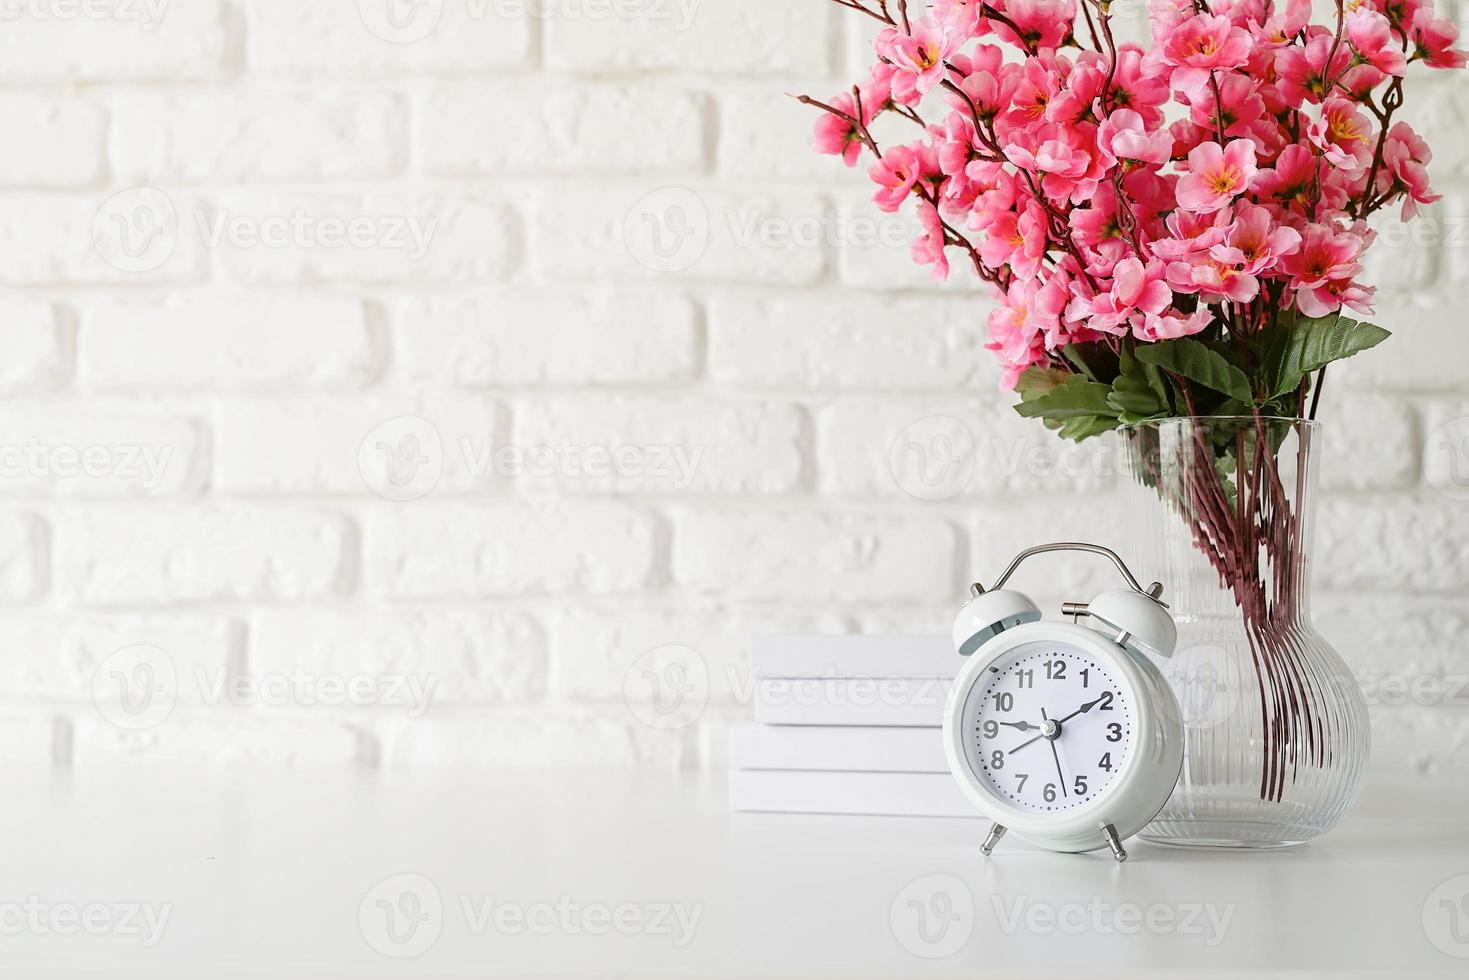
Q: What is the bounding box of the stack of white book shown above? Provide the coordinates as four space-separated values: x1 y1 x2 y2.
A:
729 635 979 818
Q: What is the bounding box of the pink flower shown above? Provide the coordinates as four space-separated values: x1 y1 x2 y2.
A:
869 145 931 212
1210 202 1302 274
1150 209 1233 260
1346 7 1409 76
934 0 988 36
1252 143 1318 213
994 0 1077 52
1099 109 1173 167
1079 257 1174 333
1186 72 1266 140
1275 31 1353 104
1409 7 1469 69
1255 0 1311 48
1161 14 1254 94
912 202 951 281
1176 139 1258 213
1382 122 1441 219
1106 46 1172 126
880 18 956 97
1281 223 1366 317
1135 309 1212 341
1307 97 1375 174
1168 253 1260 303
812 93 866 167
987 279 1059 388
978 203 1049 280
1004 126 1106 204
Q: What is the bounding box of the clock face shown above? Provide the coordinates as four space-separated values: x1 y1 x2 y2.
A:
961 639 1134 813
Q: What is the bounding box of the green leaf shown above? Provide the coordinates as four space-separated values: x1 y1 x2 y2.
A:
1057 415 1121 442
1013 374 1117 421
1258 313 1391 399
1136 338 1253 403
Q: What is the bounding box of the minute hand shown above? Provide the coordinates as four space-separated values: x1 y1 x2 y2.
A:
1055 695 1105 726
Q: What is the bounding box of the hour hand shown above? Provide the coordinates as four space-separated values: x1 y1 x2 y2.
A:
999 720 1037 731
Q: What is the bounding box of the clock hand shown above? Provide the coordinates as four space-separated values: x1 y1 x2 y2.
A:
1055 695 1106 726
999 720 1037 731
1042 708 1068 798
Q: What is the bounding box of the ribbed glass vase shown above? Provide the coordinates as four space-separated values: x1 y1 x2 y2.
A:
1119 417 1369 848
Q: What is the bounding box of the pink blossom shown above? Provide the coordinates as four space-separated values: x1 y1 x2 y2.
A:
1382 122 1441 219
1186 72 1266 140
880 19 956 98
1275 31 1353 104
1106 46 1172 126
1160 14 1254 94
1135 309 1213 341
1176 139 1258 213
912 202 951 281
1255 0 1311 48
1168 253 1261 304
1307 97 1375 174
978 203 1049 280
987 279 1057 388
1252 143 1318 213
1409 8 1468 69
934 0 988 36
1210 203 1302 275
812 93 866 167
994 0 1077 52
1078 257 1174 334
869 145 927 212
1346 7 1409 76
1099 109 1172 167
1151 209 1233 260
1003 127 1103 204
1281 224 1366 317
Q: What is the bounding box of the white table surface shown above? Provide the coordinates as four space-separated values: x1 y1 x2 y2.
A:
2 768 1465 978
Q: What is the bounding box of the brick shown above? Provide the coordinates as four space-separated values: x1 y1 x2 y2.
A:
671 508 956 601
1396 78 1469 181
0 407 203 496
250 608 546 705
0 513 46 602
971 497 1141 609
72 712 363 767
1369 707 1469 777
377 708 686 769
418 83 706 176
717 87 855 181
1436 186 1469 286
1423 398 1469 499
394 289 699 386
246 0 529 77
0 191 206 284
536 185 825 285
110 91 408 183
214 394 501 495
365 503 656 597
1318 498 1469 591
0 711 56 765
834 199 994 294
709 293 988 389
1316 392 1417 491
56 506 351 604
1316 594 1469 679
0 0 228 82
512 395 805 494
545 0 829 75
0 95 106 187
548 605 839 704
0 614 235 700
1333 297 1469 391
205 190 517 284
817 396 1117 500
0 296 64 391
79 291 377 391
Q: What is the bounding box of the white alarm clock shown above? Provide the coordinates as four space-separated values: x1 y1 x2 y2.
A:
943 542 1184 862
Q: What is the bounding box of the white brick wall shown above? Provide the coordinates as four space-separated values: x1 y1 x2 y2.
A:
0 0 1464 777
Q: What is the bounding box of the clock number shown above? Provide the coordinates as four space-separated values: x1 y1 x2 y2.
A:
982 720 998 739
990 750 1005 770
1097 691 1115 711
993 692 1014 711
1044 659 1067 680
1073 775 1088 796
1043 783 1057 803
1016 668 1034 688
1080 667 1090 688
1015 773 1029 792
1098 752 1113 771
1106 723 1123 742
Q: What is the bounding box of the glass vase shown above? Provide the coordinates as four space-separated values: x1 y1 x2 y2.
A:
1119 417 1369 848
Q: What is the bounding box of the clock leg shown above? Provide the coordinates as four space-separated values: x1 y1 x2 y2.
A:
980 823 1007 856
1100 823 1127 863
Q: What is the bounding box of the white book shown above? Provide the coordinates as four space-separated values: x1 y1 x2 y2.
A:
729 770 978 818
750 634 957 680
754 676 950 726
729 723 949 773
